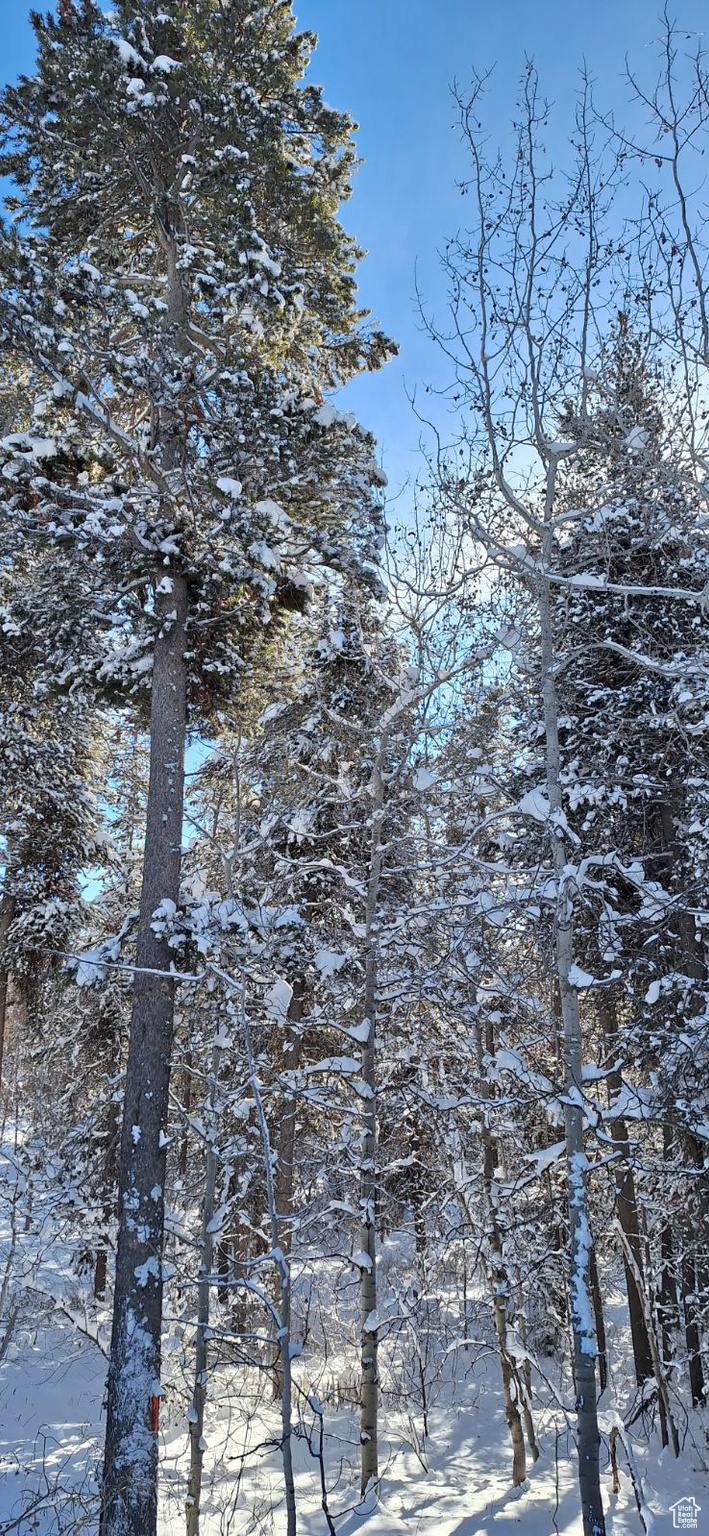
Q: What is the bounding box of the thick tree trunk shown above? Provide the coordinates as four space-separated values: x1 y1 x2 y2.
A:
682 1255 706 1408
99 575 189 1536
539 503 606 1536
0 890 16 1093
614 1163 653 1387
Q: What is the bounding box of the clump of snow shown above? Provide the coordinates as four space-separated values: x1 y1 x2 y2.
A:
264 978 293 1024
518 787 551 822
567 964 595 989
73 948 109 987
314 949 348 978
413 765 438 793
216 476 243 499
109 36 147 69
134 1256 159 1288
569 572 607 588
313 403 357 432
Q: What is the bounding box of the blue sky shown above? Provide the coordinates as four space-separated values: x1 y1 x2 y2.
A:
1 0 707 500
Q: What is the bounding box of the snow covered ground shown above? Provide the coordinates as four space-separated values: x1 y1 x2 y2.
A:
1 1131 708 1535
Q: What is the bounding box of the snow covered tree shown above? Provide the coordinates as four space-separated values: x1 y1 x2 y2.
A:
424 66 637 1536
0 4 393 1532
0 511 102 1088
540 319 709 1417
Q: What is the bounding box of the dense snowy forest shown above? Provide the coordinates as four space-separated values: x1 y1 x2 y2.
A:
3 3 709 1534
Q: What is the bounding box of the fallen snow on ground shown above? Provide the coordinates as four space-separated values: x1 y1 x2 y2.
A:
1 1132 708 1535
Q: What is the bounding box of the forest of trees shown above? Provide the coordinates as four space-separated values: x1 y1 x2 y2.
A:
2 4 709 1536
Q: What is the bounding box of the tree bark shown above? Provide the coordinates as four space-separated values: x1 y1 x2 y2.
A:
539 499 606 1536
94 1001 124 1300
596 997 653 1386
0 890 16 1093
615 1222 679 1456
99 575 189 1536
682 1254 706 1408
589 1245 608 1398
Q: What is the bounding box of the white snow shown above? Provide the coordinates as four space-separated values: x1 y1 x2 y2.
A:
110 36 146 69
216 476 243 499
624 426 650 452
413 765 438 792
519 787 552 822
350 1249 373 1271
0 1113 703 1535
73 948 109 987
1 432 58 462
306 1055 361 1075
313 403 357 432
569 571 607 587
316 946 348 983
248 539 281 570
523 1140 565 1174
314 948 348 978
567 964 596 989
264 978 294 1024
134 1256 159 1288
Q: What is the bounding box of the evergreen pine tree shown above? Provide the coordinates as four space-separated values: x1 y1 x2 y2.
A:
0 5 393 1531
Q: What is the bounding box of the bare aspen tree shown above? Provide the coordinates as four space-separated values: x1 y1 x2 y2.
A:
424 29 709 1512
425 69 624 1536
